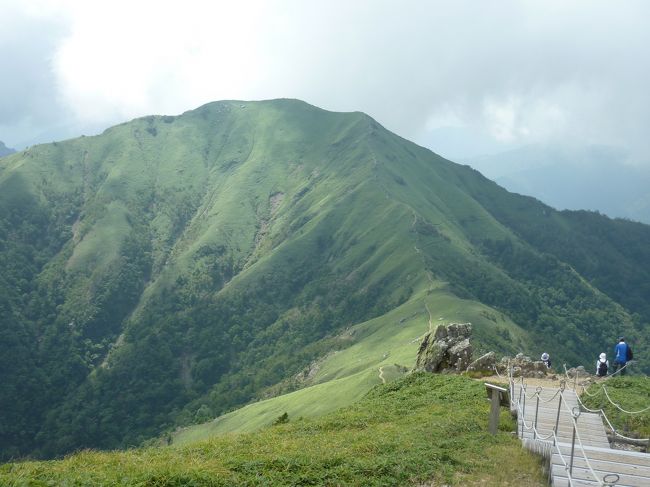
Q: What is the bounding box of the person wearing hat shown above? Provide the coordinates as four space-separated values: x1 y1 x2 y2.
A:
541 352 551 369
596 353 609 377
612 337 630 375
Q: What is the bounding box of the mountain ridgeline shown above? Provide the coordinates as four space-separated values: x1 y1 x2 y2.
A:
0 141 16 157
1 99 649 460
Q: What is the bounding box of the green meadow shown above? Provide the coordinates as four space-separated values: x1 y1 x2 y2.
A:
0 374 546 486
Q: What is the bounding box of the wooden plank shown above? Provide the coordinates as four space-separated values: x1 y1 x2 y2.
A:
554 444 650 466
521 417 608 429
520 426 608 440
552 478 634 487
521 436 609 449
525 424 608 437
521 405 598 415
520 432 609 447
515 383 650 487
524 410 603 424
551 454 650 477
514 387 578 398
551 464 650 487
519 424 609 438
521 414 605 427
521 410 603 422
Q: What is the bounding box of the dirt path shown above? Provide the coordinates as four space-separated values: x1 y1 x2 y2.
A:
378 366 386 384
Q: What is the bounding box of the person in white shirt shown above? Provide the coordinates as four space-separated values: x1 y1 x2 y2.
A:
596 352 609 377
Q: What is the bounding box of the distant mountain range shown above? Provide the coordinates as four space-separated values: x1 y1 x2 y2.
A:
464 145 650 224
0 141 15 157
1 100 648 460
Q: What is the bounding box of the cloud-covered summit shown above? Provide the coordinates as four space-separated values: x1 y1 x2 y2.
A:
2 0 650 168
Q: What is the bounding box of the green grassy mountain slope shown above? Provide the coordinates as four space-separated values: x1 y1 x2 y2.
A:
0 373 546 486
1 99 649 460
173 286 529 445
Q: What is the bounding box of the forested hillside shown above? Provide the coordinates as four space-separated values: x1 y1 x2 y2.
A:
1 99 648 460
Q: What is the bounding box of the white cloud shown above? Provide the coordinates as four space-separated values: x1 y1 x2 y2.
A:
2 0 650 163
52 0 273 123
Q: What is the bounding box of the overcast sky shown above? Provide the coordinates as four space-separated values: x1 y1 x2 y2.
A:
2 0 649 165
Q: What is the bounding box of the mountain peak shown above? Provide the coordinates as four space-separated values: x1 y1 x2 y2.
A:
0 100 648 461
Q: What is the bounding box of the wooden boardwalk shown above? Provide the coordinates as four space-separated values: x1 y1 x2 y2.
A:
514 384 650 486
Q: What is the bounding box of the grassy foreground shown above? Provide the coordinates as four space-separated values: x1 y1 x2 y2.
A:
1 373 544 486
582 376 650 439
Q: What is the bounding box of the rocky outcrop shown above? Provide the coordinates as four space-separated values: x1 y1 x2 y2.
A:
415 323 472 373
415 325 555 379
466 351 497 372
495 353 553 378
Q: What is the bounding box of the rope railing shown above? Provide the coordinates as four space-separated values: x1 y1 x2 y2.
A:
509 367 606 486
579 382 650 414
574 392 648 443
493 364 505 379
602 387 650 415
574 388 650 444
606 360 634 378
513 390 601 484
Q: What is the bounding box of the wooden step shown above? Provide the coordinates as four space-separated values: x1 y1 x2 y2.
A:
514 384 650 487
521 432 609 448
521 413 603 424
520 422 608 436
551 453 650 477
555 443 650 467
551 464 650 487
519 425 608 440
524 406 602 423
520 430 609 445
552 478 635 487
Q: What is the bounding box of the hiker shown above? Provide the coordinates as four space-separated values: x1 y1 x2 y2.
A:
596 352 608 377
541 352 551 369
612 337 632 375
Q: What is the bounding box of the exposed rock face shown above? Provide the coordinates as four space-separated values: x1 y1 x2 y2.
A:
415 323 472 373
467 351 496 372
565 365 586 378
495 353 552 378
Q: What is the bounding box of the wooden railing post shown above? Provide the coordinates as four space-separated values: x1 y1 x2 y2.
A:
485 383 508 435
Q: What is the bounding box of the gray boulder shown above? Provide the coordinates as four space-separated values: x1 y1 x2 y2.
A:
467 351 497 372
415 323 472 373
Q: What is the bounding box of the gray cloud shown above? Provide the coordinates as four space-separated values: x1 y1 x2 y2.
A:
0 6 73 146
261 1 650 162
2 0 650 165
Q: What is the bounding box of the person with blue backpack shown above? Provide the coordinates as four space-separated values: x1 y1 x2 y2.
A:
612 337 633 375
